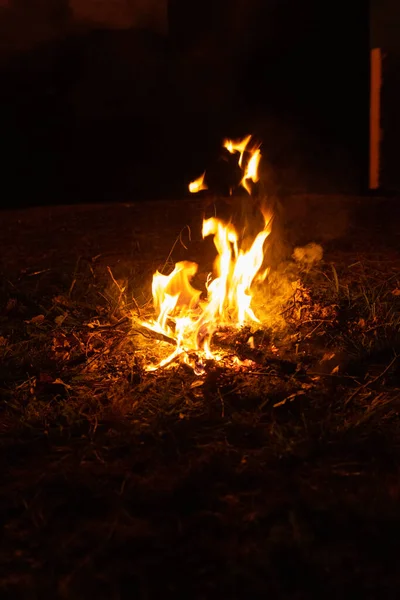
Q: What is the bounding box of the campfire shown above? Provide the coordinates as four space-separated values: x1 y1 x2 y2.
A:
140 135 281 372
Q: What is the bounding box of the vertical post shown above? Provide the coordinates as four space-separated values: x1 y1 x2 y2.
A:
369 48 382 190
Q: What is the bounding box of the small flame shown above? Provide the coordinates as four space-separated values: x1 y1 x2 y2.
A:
141 134 271 371
189 172 208 194
224 135 261 194
223 134 252 168
241 146 261 194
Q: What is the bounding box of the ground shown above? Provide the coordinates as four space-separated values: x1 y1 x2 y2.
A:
1 195 400 599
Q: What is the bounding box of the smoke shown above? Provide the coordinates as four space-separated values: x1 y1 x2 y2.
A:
293 242 324 267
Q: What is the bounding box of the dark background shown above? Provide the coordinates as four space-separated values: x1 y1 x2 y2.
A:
371 0 400 191
0 0 370 208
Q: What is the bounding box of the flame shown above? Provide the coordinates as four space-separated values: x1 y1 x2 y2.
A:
141 134 271 371
241 146 261 194
223 134 252 168
224 135 261 194
189 172 208 193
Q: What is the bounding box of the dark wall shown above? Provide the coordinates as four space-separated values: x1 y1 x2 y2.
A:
371 0 400 190
0 0 172 206
0 0 369 208
170 0 369 194
242 0 369 194
162 0 369 195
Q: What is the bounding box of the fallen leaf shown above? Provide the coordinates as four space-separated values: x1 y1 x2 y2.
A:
87 320 101 329
392 289 400 296
54 314 67 326
25 314 45 325
331 365 340 374
53 378 72 390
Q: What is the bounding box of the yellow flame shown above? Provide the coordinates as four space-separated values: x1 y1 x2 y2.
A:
141 211 273 370
241 146 261 194
223 135 261 194
223 134 252 168
141 134 271 371
189 172 208 194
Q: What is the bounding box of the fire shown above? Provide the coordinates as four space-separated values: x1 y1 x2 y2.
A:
223 134 252 168
241 147 261 194
223 135 262 194
141 135 271 371
189 172 208 194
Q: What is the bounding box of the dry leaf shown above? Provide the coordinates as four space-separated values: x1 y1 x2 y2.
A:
331 365 340 374
53 378 72 390
392 289 400 296
26 314 45 325
54 314 67 326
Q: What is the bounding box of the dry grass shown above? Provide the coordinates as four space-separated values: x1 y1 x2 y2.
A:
1 199 400 599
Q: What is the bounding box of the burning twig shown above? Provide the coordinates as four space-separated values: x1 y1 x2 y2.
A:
135 325 177 347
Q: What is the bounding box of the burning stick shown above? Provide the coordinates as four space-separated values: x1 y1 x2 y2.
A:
136 324 177 347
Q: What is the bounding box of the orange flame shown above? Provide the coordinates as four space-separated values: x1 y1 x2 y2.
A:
141 134 271 371
241 146 261 194
223 134 252 168
189 172 208 193
224 135 261 194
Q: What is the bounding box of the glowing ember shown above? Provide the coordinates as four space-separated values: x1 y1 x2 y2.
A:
141 134 272 371
189 172 208 194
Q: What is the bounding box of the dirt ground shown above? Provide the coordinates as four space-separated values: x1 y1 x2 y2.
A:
1 194 400 599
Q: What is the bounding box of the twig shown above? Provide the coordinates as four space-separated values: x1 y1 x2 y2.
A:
107 265 126 316
344 354 398 406
304 321 324 339
68 255 95 297
88 316 130 330
107 266 124 293
331 263 339 294
273 390 306 408
159 225 192 274
131 295 141 318
134 326 177 346
27 268 52 277
218 388 225 418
